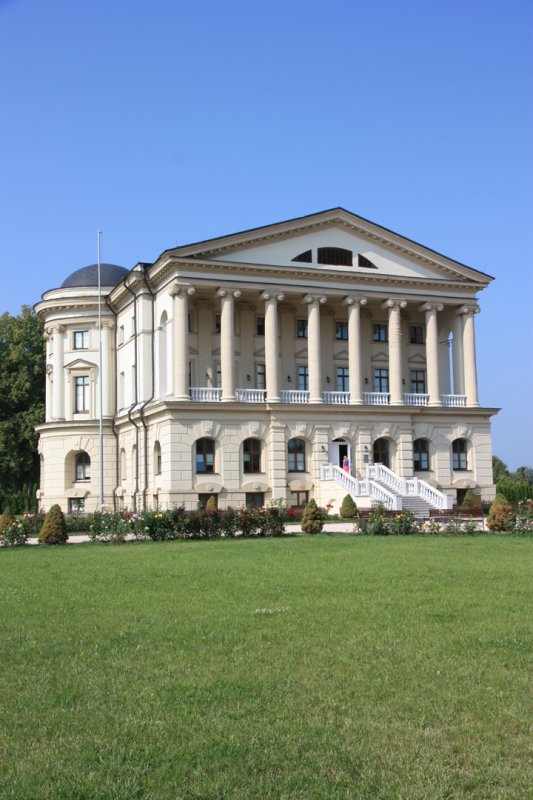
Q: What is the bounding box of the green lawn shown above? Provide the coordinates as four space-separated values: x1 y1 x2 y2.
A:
1 536 532 800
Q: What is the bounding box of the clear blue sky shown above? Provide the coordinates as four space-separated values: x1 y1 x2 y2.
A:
1 0 531 469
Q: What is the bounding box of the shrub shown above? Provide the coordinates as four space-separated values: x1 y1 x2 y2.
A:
39 504 68 545
461 489 477 511
340 494 357 519
359 503 389 536
512 499 533 535
487 494 513 532
388 512 421 536
301 498 326 535
0 506 16 536
0 519 28 546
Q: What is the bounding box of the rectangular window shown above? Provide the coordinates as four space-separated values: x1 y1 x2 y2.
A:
335 321 348 340
118 325 125 344
68 498 85 513
374 368 389 393
188 312 192 333
410 370 426 394
337 367 349 392
130 318 135 337
215 363 222 388
214 314 221 334
246 492 265 509
373 323 388 342
256 363 266 390
289 490 309 509
410 325 425 344
296 319 308 338
73 330 89 350
297 365 309 391
75 376 89 412
256 316 265 336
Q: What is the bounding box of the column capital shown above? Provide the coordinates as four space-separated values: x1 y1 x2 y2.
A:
456 304 480 316
382 298 407 310
217 288 241 299
170 283 195 297
48 323 66 335
101 319 115 330
260 291 285 302
303 294 327 305
419 302 444 313
343 296 367 307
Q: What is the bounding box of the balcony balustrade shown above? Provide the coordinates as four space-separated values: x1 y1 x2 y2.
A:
403 393 429 406
441 394 466 407
190 387 222 402
323 391 350 405
363 392 390 405
280 389 310 403
235 388 266 403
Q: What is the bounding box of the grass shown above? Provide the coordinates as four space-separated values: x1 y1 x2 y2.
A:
1 535 532 800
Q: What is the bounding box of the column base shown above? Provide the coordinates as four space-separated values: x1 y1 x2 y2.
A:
350 400 364 406
266 396 280 403
309 398 324 405
428 401 443 407
221 396 236 403
175 395 192 402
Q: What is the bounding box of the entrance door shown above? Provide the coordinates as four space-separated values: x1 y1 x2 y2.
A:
373 438 390 468
328 438 351 469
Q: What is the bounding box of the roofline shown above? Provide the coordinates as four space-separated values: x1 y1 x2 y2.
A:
153 206 495 281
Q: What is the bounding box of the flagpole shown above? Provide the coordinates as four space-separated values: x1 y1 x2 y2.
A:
97 231 104 511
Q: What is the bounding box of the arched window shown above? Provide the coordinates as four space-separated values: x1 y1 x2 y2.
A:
196 438 215 474
413 438 430 471
159 312 168 397
373 438 390 468
243 438 261 473
452 439 468 470
288 438 306 472
292 249 312 263
154 441 162 476
120 448 126 481
317 247 353 266
75 451 91 481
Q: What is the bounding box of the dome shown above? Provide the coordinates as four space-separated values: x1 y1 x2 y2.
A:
61 263 129 289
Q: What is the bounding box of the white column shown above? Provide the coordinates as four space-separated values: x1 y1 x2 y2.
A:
51 324 65 420
171 283 195 401
460 305 480 407
452 313 464 395
101 320 114 417
383 298 407 405
344 296 367 405
217 288 241 402
420 302 444 406
305 294 326 404
261 291 284 402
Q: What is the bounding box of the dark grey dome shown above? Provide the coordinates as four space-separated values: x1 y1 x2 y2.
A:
61 263 129 288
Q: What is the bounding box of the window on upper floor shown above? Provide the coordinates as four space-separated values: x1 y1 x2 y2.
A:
288 438 306 472
75 451 91 481
452 439 468 470
410 370 426 394
317 247 352 266
335 321 348 340
243 438 261 473
373 323 388 343
75 376 90 413
256 316 265 336
297 365 309 391
337 367 349 392
292 249 312 263
374 368 389 394
214 314 221 334
118 325 125 344
256 363 266 390
413 439 430 471
410 325 425 344
154 441 162 476
296 319 308 338
196 438 215 474
73 330 89 350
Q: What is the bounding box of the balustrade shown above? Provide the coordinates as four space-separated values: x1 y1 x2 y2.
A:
363 392 390 405
323 391 350 405
235 388 266 403
280 390 310 403
403 393 429 406
190 387 222 402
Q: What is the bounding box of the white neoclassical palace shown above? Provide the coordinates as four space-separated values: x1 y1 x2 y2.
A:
35 208 498 515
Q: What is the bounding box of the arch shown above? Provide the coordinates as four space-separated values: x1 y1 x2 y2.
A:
195 437 215 474
373 438 390 468
242 437 262 474
452 438 468 471
154 441 162 476
158 311 168 397
288 437 306 472
413 438 430 472
75 451 91 481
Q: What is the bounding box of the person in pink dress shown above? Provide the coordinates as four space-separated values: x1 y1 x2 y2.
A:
342 455 350 473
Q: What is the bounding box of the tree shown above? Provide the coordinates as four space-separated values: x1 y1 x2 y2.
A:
39 504 68 545
301 498 326 534
514 466 533 483
340 494 358 518
0 307 45 511
492 456 509 483
486 494 513 532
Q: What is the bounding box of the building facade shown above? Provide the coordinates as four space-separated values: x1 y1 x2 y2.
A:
35 208 497 514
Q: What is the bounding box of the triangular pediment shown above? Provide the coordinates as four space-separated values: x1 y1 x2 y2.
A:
371 351 389 363
161 208 492 286
333 348 349 361
64 357 97 370
407 353 427 365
